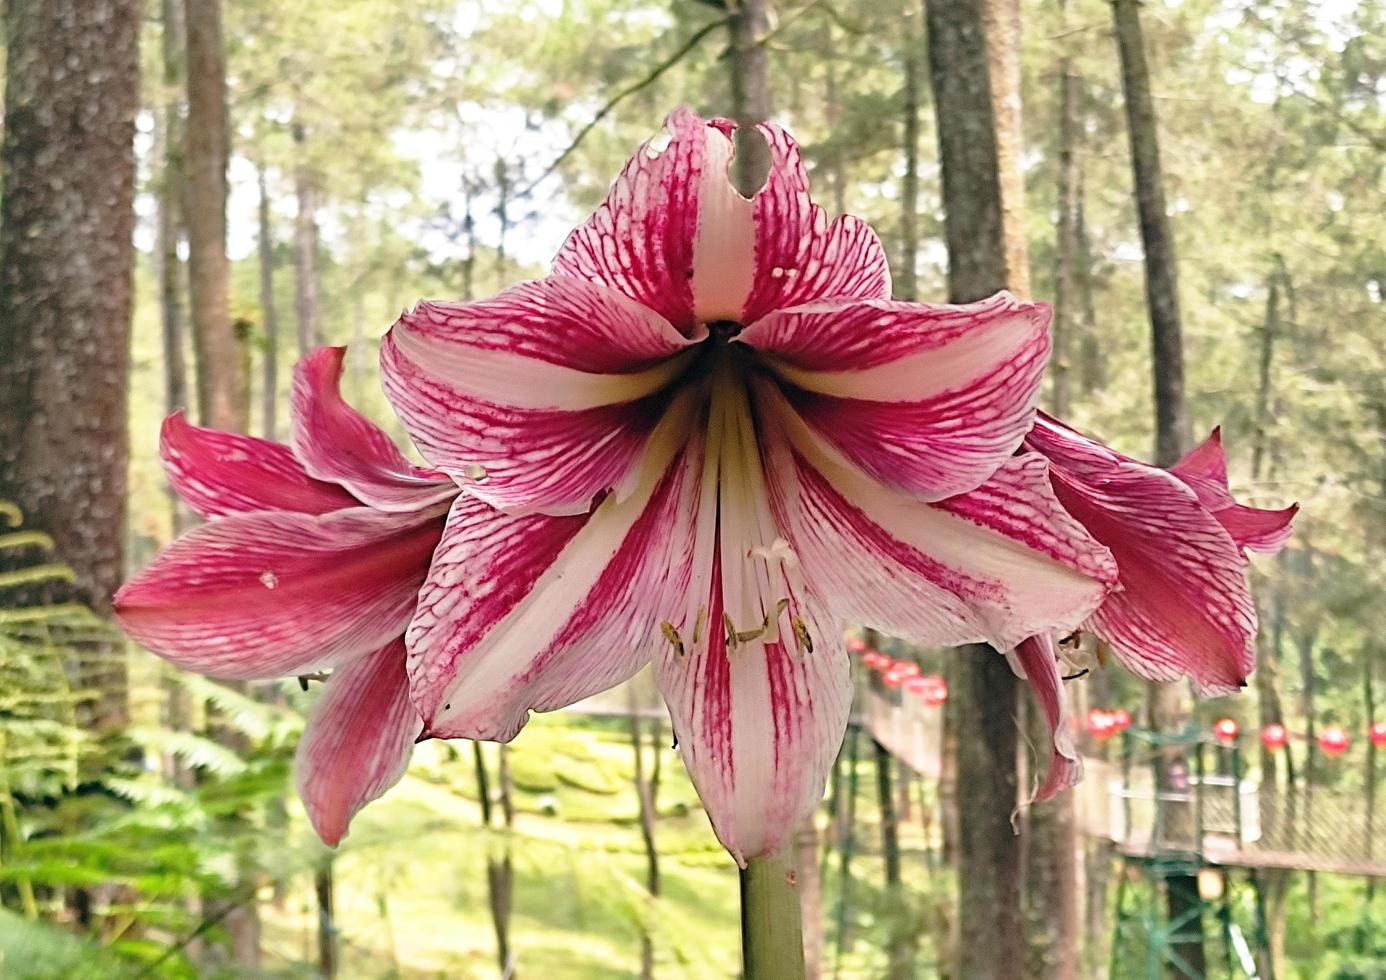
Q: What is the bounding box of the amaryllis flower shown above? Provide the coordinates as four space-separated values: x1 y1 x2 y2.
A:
1014 415 1297 800
380 108 1118 862
114 347 456 845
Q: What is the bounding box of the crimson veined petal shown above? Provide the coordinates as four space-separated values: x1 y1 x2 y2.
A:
1169 428 1297 554
1010 635 1082 803
743 293 1051 500
1026 417 1261 695
406 397 704 740
757 381 1116 651
654 556 851 866
380 277 698 516
740 121 891 323
160 412 355 518
290 346 455 512
553 106 719 333
114 507 443 679
295 638 421 847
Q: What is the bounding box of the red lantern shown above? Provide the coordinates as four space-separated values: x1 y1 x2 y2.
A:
1088 709 1115 741
847 637 868 654
883 663 908 688
1319 726 1350 757
918 674 948 707
1214 718 1239 746
1260 723 1287 752
1370 722 1386 749
1110 709 1132 732
895 662 922 680
904 676 928 695
861 651 884 669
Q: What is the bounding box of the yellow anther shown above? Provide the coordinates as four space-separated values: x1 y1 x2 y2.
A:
660 621 686 659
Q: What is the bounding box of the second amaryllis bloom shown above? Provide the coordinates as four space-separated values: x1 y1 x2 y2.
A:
115 348 457 845
381 108 1119 863
1014 414 1297 801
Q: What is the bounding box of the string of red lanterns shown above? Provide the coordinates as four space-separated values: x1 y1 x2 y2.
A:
1082 709 1386 757
848 640 948 708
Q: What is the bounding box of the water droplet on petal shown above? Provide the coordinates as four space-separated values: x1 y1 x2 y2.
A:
259 571 278 589
463 463 489 483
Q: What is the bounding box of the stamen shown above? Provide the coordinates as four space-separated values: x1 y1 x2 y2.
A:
748 537 799 569
660 621 686 659
791 616 814 655
692 605 708 644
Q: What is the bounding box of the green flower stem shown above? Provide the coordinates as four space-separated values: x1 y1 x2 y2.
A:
739 851 806 980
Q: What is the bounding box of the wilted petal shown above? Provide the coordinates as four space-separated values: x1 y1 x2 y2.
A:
381 278 696 515
160 412 355 518
1027 419 1257 695
407 406 702 740
760 384 1115 651
1169 429 1297 554
741 293 1050 500
1011 635 1081 802
115 508 442 679
295 638 421 846
740 121 891 323
290 346 454 512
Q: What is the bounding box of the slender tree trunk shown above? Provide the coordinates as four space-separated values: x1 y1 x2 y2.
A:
293 124 321 356
923 0 1026 972
728 0 772 195
875 738 912 978
629 698 660 980
822 24 846 216
1112 0 1202 969
1299 626 1319 927
1112 0 1190 466
1075 165 1105 392
1023 716 1080 980
795 820 824 980
899 17 922 301
1051 12 1081 418
184 0 246 433
257 167 280 439
981 0 1030 294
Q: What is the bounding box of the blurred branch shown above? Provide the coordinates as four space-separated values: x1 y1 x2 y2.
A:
517 16 731 199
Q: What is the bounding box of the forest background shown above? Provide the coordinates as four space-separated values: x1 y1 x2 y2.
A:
0 0 1382 977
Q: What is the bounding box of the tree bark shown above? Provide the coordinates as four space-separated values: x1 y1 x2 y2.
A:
1112 0 1203 970
899 17 922 301
728 0 772 195
923 0 1026 972
794 820 824 980
629 700 660 980
184 0 246 432
0 0 139 752
1051 14 1081 418
293 123 322 357
875 738 912 978
314 860 338 979
257 167 280 439
1112 0 1190 466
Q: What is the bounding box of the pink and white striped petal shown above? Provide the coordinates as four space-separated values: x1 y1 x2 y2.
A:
740 122 891 323
654 556 851 865
1010 634 1081 802
553 107 726 334
759 384 1116 651
114 508 442 680
381 278 697 515
290 346 455 512
1169 429 1297 554
160 412 355 518
741 293 1051 500
295 638 421 846
1027 418 1261 695
406 409 703 741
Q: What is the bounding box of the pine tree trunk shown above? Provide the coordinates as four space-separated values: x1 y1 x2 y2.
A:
184 0 246 432
1051 16 1080 418
258 167 280 439
293 124 321 357
315 860 338 979
923 0 1026 971
899 17 922 302
875 738 912 978
1112 0 1204 969
629 699 660 980
795 820 824 980
1112 0 1190 467
0 0 139 741
728 0 772 195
